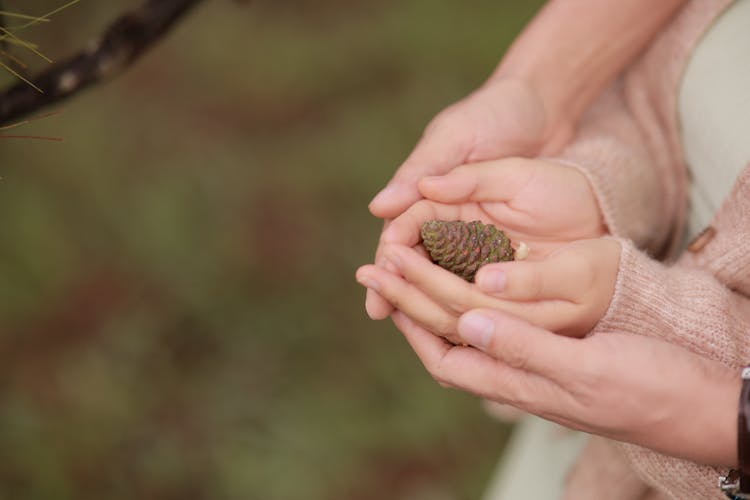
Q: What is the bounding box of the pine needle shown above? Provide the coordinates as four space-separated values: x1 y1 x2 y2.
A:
0 110 62 131
6 0 81 31
0 27 52 62
1 37 39 50
0 134 63 141
0 48 27 68
0 1 81 89
0 11 50 23
0 58 43 92
0 110 63 140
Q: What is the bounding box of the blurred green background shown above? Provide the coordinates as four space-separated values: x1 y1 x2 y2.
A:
0 1 543 498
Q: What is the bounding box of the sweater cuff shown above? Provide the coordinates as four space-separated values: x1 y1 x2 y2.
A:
548 83 678 255
593 238 667 336
592 239 748 366
553 144 667 255
619 443 725 500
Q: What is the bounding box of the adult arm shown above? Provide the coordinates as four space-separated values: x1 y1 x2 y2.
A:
488 0 687 154
369 0 688 218
366 0 687 318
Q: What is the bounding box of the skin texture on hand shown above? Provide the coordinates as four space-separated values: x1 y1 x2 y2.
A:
363 158 607 322
370 0 688 220
357 238 620 342
366 0 688 328
368 78 568 219
364 78 574 320
392 308 739 468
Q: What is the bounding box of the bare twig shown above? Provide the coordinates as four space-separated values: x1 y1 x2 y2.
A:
0 0 205 126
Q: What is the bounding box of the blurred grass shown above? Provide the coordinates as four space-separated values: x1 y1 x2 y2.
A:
0 1 544 499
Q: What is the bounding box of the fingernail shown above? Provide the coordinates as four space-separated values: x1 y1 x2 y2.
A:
357 276 380 292
459 312 494 348
477 269 506 292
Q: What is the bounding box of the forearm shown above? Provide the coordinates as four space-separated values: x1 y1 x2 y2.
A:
490 0 686 147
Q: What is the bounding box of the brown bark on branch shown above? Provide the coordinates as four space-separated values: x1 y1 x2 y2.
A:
0 0 205 126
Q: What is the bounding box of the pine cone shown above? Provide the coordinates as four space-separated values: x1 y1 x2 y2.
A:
420 220 514 282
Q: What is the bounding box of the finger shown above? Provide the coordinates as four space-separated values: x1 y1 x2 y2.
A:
380 199 465 247
365 221 397 320
391 310 452 371
382 244 582 334
391 311 468 389
368 112 474 219
368 217 457 320
356 264 459 340
457 309 580 379
418 158 537 204
383 244 505 313
365 288 393 320
393 311 560 410
474 253 589 302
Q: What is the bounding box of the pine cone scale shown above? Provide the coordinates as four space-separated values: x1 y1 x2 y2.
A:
420 220 515 282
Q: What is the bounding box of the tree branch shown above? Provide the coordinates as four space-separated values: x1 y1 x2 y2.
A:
0 0 205 126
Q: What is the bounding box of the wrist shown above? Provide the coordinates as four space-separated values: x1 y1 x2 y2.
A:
720 366 750 498
483 72 574 156
675 362 739 467
637 357 738 467
698 364 740 467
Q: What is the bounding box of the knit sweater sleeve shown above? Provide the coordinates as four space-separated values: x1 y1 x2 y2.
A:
592 236 750 499
599 239 750 367
554 82 682 257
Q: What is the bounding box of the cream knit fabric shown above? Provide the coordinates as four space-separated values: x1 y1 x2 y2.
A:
553 1 746 498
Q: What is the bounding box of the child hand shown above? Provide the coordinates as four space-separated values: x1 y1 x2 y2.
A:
368 78 573 219
357 238 620 342
365 158 606 320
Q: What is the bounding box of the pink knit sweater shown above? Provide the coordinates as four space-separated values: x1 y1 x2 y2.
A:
552 1 745 499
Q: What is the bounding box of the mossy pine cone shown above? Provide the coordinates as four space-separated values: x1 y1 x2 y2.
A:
420 220 514 282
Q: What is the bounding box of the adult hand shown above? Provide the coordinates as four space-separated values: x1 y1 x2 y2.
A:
363 158 607 322
369 78 573 218
365 77 575 319
392 308 739 467
357 238 619 342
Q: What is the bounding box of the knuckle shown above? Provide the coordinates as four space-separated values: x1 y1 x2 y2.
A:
566 356 602 400
445 288 474 314
501 341 530 371
411 199 434 217
494 370 532 409
426 107 457 134
424 353 449 381
433 315 458 337
423 360 441 380
523 267 544 299
381 280 407 310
